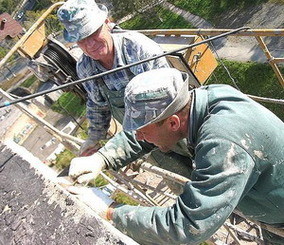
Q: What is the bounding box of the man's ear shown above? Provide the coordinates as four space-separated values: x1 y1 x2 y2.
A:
167 115 180 131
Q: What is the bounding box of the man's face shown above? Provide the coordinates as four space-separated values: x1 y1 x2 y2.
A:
135 121 179 152
77 23 113 61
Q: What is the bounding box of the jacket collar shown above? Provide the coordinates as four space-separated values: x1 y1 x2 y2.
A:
188 86 209 146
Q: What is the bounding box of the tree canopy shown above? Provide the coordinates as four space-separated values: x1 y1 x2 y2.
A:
0 0 21 14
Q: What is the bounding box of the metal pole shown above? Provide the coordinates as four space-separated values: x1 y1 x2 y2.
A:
140 162 190 185
136 28 284 37
255 36 284 87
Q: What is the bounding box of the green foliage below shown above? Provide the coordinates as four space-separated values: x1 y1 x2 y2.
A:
21 75 37 88
168 0 269 25
53 149 76 170
89 175 140 206
0 47 16 61
109 0 153 20
89 174 109 187
33 0 59 11
75 120 89 140
51 92 86 118
25 9 64 35
0 0 21 14
207 60 284 120
113 192 139 206
120 6 194 29
0 47 8 59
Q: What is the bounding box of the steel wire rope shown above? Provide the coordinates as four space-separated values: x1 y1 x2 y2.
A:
207 37 241 90
57 96 85 131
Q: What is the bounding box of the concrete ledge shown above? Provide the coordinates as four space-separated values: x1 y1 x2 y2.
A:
0 141 138 245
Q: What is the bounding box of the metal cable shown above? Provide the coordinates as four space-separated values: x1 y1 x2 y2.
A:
208 37 241 90
0 27 249 108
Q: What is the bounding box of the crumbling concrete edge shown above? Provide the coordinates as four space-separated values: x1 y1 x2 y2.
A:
0 140 139 245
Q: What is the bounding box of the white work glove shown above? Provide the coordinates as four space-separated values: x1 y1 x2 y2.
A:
69 153 106 184
79 138 101 156
67 186 113 219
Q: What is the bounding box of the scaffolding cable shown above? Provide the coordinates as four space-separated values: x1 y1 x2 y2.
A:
0 27 250 109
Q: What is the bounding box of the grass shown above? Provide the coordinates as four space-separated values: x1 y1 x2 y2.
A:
53 149 76 171
51 92 86 118
21 75 37 88
113 192 139 206
167 0 269 25
120 6 194 29
75 119 89 140
206 60 284 121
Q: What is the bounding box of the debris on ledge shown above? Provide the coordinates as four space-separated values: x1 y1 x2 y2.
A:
0 141 138 245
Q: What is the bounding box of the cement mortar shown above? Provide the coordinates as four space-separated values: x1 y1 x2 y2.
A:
0 141 138 245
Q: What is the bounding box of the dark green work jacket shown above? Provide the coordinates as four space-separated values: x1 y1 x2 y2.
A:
99 84 284 244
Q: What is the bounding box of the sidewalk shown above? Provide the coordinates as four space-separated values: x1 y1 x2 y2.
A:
163 1 284 63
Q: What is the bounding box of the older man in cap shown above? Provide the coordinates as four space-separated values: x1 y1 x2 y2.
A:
99 68 283 244
58 0 194 191
57 0 167 155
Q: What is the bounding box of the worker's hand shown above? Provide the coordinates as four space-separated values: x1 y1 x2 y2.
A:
69 153 106 184
79 138 101 156
67 186 113 219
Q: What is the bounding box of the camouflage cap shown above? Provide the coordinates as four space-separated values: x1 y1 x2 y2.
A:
57 0 108 43
123 68 191 131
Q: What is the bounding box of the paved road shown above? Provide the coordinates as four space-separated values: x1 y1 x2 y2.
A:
0 58 29 84
22 108 74 162
163 2 284 63
0 97 22 138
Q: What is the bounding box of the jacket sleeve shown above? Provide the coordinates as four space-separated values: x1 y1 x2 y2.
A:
111 139 256 245
98 130 156 170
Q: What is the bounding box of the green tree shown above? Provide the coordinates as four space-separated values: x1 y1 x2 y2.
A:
0 0 21 14
33 0 61 11
109 0 161 22
0 46 17 61
25 9 63 35
0 47 7 59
